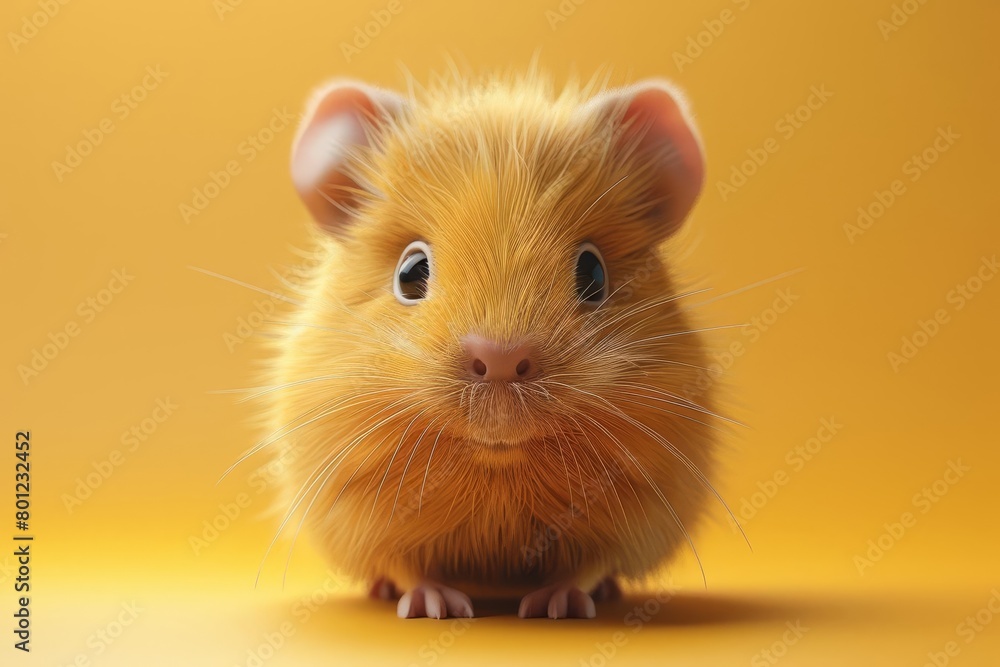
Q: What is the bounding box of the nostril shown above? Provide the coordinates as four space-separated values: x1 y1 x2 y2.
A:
461 334 538 382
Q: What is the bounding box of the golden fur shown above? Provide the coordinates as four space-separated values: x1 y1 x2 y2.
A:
260 70 720 597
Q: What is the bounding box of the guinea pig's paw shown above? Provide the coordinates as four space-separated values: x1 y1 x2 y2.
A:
589 576 622 603
368 577 399 601
518 584 597 619
397 581 474 619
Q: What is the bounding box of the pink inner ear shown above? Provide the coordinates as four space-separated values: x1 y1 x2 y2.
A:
292 105 365 193
290 82 405 232
616 82 706 234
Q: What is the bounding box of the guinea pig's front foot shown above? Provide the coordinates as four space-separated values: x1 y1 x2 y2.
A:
589 576 622 603
368 577 399 600
518 583 597 619
397 581 474 619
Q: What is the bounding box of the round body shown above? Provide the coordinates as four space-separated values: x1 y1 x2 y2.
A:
264 71 719 603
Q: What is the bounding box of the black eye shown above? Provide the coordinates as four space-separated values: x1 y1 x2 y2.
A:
394 241 433 305
575 243 608 304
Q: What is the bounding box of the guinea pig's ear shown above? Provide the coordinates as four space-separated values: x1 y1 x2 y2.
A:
585 79 705 236
291 80 406 233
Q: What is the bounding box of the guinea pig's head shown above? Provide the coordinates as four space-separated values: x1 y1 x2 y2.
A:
283 74 708 469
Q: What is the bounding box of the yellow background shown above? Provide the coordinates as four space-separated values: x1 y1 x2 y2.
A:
2 0 998 665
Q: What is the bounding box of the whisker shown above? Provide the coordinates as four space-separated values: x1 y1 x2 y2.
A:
265 320 398 346
683 268 805 311
259 395 421 588
552 381 751 553
388 416 438 527
212 373 398 403
368 409 429 527
278 396 419 576
555 429 574 514
611 394 727 433
565 416 623 533
578 288 710 344
566 430 591 526
571 174 629 229
219 388 408 483
617 324 746 349
579 413 706 587
419 419 452 515
616 382 745 427
188 266 301 306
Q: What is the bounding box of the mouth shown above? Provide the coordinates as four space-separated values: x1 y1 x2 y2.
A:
456 382 548 437
465 435 530 465
456 406 548 448
468 437 523 450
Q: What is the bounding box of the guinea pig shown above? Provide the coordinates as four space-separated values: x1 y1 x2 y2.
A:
259 69 722 619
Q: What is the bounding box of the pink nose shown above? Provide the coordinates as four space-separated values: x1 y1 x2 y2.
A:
462 334 537 382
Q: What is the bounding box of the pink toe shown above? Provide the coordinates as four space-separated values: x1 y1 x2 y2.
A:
397 593 413 618
424 588 446 619
397 582 474 619
548 589 568 619
520 584 596 619
441 587 474 618
570 588 596 618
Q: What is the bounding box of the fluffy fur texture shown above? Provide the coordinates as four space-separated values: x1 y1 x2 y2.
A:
256 69 723 611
